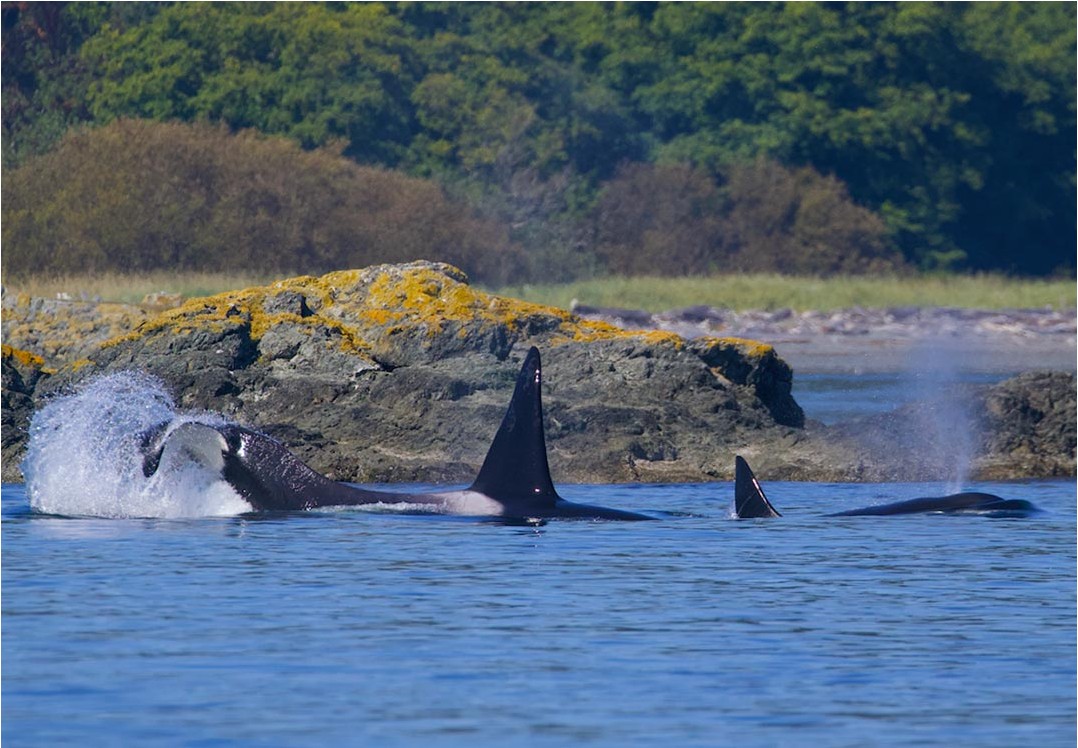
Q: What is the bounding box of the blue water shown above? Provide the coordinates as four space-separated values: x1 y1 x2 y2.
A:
795 372 1008 425
3 478 1075 747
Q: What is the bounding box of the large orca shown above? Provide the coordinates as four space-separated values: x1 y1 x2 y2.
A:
140 347 653 521
733 456 1040 519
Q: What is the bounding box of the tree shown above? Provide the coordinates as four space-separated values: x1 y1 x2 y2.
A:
81 3 415 164
4 2 1073 277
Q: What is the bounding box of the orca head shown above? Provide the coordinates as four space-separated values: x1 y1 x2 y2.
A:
938 492 1042 517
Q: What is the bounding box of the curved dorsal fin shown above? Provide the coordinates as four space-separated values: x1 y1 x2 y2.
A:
468 347 560 507
735 456 782 518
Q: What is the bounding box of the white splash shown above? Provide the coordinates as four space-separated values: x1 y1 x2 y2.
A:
22 372 252 518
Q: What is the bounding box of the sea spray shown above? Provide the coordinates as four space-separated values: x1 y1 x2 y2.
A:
22 372 251 518
901 337 979 491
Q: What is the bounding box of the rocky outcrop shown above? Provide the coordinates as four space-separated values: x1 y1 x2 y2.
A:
4 262 802 483
2 262 1073 484
2 294 147 367
976 371 1077 479
1 345 49 482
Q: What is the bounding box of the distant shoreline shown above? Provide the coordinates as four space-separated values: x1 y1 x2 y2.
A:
571 303 1077 375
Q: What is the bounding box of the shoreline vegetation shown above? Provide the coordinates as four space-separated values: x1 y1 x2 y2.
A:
3 5 1074 286
5 270 1074 314
493 274 1077 313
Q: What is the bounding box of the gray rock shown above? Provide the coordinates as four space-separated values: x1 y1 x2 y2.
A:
3 263 1074 484
1 347 48 482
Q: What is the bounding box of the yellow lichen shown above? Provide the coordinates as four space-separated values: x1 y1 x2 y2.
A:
701 336 775 358
76 265 775 369
357 267 577 340
636 330 686 348
1 344 45 369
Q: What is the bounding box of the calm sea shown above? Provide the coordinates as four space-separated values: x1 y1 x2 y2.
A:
3 371 1075 746
3 478 1075 747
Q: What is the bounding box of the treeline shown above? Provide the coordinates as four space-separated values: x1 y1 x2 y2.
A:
2 119 902 283
3 2 1074 279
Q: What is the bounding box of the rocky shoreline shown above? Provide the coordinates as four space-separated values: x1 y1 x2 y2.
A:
572 303 1077 374
3 262 1075 484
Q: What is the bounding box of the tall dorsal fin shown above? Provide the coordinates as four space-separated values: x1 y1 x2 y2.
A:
468 347 560 507
735 456 782 518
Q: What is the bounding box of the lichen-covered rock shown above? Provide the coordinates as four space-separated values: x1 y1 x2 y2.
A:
1 345 50 482
10 261 802 483
1 295 146 367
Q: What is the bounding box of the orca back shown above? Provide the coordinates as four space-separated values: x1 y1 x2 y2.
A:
829 492 1040 517
143 347 651 520
731 458 1040 519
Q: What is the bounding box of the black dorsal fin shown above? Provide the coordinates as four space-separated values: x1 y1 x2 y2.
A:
468 347 561 507
735 456 782 518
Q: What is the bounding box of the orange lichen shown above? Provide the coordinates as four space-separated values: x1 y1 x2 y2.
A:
36 263 776 375
1 344 45 369
700 336 775 358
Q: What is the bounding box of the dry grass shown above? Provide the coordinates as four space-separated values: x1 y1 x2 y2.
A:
3 270 281 305
4 269 1074 312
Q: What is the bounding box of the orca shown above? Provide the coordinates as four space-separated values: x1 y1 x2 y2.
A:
141 347 653 521
734 456 781 518
733 456 1040 519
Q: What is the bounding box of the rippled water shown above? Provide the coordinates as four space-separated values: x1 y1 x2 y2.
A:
3 479 1074 747
795 371 1008 425
5 368 1075 744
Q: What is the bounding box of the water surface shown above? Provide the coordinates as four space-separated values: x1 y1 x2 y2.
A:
4 479 1074 747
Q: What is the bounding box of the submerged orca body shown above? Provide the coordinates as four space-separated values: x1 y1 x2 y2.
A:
826 494 1040 518
141 348 652 521
733 456 1040 519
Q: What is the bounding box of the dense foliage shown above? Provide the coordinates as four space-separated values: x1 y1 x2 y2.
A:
3 2 1074 278
2 119 523 283
594 160 901 276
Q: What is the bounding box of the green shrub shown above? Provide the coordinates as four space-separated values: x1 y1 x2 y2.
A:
1 118 525 284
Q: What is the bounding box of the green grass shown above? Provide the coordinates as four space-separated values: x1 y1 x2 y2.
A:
490 273 1077 312
3 269 1074 312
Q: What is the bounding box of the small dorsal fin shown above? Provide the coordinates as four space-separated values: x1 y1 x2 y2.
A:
468 347 561 507
735 456 781 518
